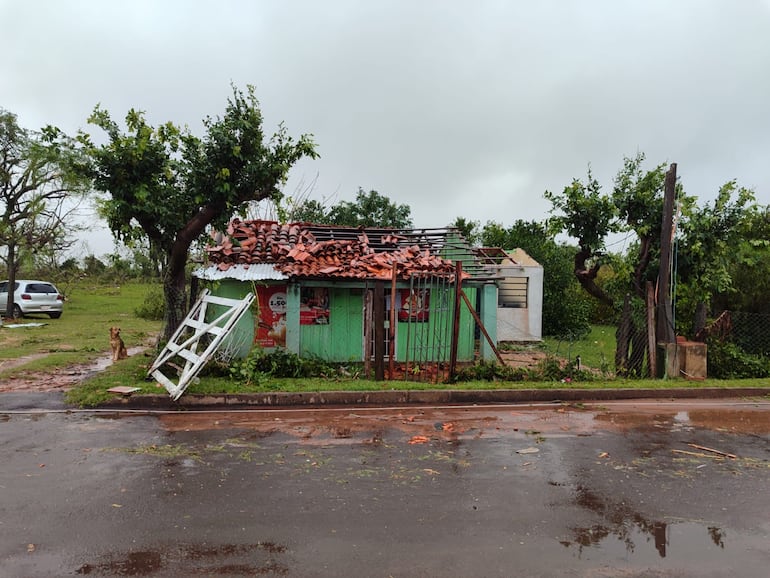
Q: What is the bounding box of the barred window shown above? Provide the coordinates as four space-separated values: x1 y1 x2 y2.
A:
498 277 528 308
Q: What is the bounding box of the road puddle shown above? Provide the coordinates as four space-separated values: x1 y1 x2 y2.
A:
563 521 738 562
561 481 769 568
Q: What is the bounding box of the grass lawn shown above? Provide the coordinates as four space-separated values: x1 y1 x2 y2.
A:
542 325 616 372
0 283 162 377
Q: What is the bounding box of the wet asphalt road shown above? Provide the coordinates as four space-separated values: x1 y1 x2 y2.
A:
1 395 769 577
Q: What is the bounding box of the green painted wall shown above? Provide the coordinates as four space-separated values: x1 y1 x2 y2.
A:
205 281 477 363
203 279 257 359
300 287 364 361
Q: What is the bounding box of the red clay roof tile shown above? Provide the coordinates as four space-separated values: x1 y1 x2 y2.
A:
206 219 464 281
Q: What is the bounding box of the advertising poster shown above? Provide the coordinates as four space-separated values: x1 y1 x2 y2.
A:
398 288 430 322
300 287 330 325
255 285 287 348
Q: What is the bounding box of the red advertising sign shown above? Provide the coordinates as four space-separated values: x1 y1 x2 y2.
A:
255 285 287 348
398 288 430 322
300 287 330 325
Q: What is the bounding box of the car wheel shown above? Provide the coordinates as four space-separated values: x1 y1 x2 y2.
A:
12 304 23 319
49 312 62 319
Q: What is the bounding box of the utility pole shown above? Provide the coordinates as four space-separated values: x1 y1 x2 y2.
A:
656 163 677 350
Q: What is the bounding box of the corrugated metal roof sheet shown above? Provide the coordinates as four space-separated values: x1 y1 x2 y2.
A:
193 263 288 281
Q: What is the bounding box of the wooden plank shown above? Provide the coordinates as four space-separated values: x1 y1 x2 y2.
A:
646 281 657 378
203 294 250 307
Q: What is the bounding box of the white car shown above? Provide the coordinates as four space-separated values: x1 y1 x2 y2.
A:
0 280 64 319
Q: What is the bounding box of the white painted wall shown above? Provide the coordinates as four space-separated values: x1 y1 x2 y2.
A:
495 251 543 342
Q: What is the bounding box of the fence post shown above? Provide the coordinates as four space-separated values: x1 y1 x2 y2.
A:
646 281 657 377
656 163 677 346
374 281 385 381
448 262 463 381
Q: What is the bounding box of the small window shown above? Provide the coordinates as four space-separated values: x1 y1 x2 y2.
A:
498 277 528 308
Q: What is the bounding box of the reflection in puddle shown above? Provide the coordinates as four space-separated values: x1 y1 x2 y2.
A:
565 485 729 562
563 521 729 562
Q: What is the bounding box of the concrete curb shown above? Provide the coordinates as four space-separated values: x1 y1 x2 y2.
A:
97 387 770 410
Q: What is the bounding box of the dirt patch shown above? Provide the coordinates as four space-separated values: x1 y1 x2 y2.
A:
0 346 147 393
499 349 549 369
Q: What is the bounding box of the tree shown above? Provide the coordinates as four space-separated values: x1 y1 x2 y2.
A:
676 181 757 332
288 198 328 223
81 85 317 339
544 168 619 305
0 109 89 317
326 188 412 228
546 153 688 374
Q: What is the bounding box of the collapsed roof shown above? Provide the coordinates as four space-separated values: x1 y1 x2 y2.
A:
199 219 488 281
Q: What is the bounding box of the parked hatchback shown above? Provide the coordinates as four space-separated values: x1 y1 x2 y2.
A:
0 280 64 319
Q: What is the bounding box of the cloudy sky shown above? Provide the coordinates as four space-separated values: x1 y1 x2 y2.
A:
3 0 770 254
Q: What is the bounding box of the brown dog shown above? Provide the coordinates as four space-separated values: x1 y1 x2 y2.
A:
110 326 128 361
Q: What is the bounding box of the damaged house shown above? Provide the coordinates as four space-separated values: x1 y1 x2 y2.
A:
194 219 501 378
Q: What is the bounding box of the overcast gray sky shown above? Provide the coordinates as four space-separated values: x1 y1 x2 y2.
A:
3 0 770 254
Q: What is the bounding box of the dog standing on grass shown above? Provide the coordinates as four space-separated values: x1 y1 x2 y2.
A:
110 326 128 361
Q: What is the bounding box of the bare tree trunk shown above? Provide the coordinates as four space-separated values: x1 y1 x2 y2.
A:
4 242 18 318
693 302 708 340
574 246 614 306
162 255 188 342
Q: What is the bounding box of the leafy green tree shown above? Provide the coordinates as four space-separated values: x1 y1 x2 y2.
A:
0 109 90 317
546 153 687 374
327 188 412 228
714 204 770 314
544 168 619 305
287 198 328 223
676 181 756 334
80 85 317 338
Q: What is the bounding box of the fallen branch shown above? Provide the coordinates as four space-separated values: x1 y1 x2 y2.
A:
672 449 714 459
687 443 737 459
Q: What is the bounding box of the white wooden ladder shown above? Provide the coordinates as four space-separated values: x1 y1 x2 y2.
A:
148 289 255 400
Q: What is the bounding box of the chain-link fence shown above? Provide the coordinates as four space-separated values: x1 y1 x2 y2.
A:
550 310 770 380
701 311 770 379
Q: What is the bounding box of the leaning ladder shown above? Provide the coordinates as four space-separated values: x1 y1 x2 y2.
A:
147 289 255 400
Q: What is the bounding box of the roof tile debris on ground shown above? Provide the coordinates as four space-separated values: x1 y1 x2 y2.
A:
205 219 466 280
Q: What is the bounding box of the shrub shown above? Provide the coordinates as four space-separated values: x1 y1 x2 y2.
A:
135 286 165 320
229 348 343 386
453 354 595 384
453 360 526 382
707 340 770 379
